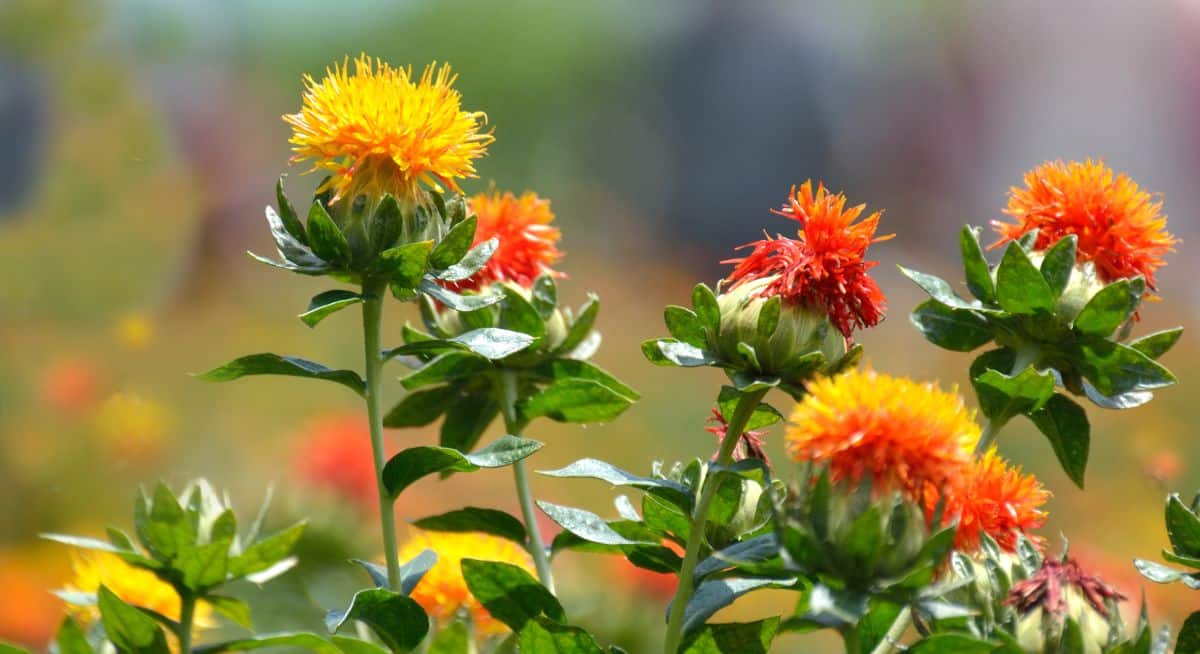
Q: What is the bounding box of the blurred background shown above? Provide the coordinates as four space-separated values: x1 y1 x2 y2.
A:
2 0 1199 649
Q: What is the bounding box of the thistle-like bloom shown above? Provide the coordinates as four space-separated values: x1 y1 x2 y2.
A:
454 190 564 292
1007 557 1126 618
284 55 493 203
724 181 892 337
398 530 536 637
705 408 769 464
786 369 978 493
929 448 1050 552
63 551 211 627
292 413 379 511
993 159 1176 290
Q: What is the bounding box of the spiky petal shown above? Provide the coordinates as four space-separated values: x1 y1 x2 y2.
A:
1007 558 1126 618
453 190 564 292
928 448 1050 552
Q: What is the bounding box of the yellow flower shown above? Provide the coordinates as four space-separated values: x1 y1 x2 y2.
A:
786 369 979 494
284 54 493 203
398 530 535 637
62 551 211 627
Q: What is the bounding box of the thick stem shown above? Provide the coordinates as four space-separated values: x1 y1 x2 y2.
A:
868 608 912 654
177 593 196 653
662 388 768 654
499 369 556 592
363 278 402 590
973 345 1041 456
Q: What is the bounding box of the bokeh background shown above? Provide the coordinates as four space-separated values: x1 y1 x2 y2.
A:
2 0 1199 649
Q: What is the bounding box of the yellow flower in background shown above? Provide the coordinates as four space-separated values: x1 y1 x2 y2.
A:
115 312 154 349
284 55 493 203
397 530 535 637
63 551 211 627
93 392 171 465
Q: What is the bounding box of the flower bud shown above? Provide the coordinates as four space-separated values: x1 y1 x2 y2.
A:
433 281 568 354
713 277 846 375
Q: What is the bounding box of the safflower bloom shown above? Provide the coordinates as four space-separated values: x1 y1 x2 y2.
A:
284 55 492 203
993 159 1176 291
292 413 379 511
1007 557 1126 618
453 190 563 292
62 551 211 627
929 448 1050 552
785 369 978 493
724 181 891 337
398 530 536 637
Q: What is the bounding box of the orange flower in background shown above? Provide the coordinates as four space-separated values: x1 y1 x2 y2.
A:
453 190 564 291
0 549 64 647
397 530 535 637
993 159 1176 290
62 551 211 628
929 448 1050 552
285 54 493 202
292 413 379 511
39 357 104 415
723 181 892 337
785 369 978 494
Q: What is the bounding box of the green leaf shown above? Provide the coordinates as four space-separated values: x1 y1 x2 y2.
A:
306 201 351 265
55 617 95 654
413 508 527 544
1029 394 1090 488
368 194 402 256
641 339 716 367
694 534 780 580
910 300 993 352
692 284 721 333
430 215 477 269
1129 327 1184 360
756 296 781 341
451 328 535 359
397 550 439 595
851 602 903 654
379 241 434 289
383 385 459 428
1135 559 1185 584
399 351 491 391
519 379 635 424
538 459 690 510
717 386 782 431
995 243 1055 314
206 595 253 630
325 589 428 653
681 618 779 654
263 201 322 269
300 290 362 328
681 578 792 637
906 634 995 653
973 365 1055 424
1175 612 1200 653
897 266 980 311
434 237 498 283
418 278 503 312
98 586 169 654
959 226 995 303
382 436 543 498
537 360 639 401
1073 339 1176 396
1074 279 1138 336
196 354 365 396
178 542 230 590
558 295 599 354
193 632 344 654
531 275 558 319
518 617 606 654
538 501 654 546
275 177 308 245
665 306 707 348
140 483 192 561
460 559 566 631
439 391 499 454
643 493 692 542
1167 494 1200 559
1039 234 1077 297
1062 618 1085 653
229 522 305 577
426 622 469 654
496 285 545 337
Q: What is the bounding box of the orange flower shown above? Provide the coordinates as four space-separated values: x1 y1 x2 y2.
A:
993 159 1176 291
723 181 892 337
284 55 492 203
397 530 535 638
928 448 1049 552
292 413 379 511
451 190 563 292
39 357 104 415
785 369 978 493
0 549 63 647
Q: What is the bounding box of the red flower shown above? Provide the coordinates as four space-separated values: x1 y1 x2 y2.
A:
453 191 563 292
1007 558 1126 618
723 181 891 337
927 448 1050 552
705 408 769 464
292 413 379 511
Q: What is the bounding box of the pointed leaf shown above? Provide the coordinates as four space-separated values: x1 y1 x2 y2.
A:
558 295 599 354
325 589 428 653
460 559 565 631
1167 494 1200 559
275 177 308 245
196 354 365 396
538 459 689 509
898 266 981 311
665 306 706 348
399 351 490 391
306 201 351 265
1029 394 1090 488
1073 339 1176 396
430 215 477 269
1129 327 1184 360
434 237 498 283
382 437 543 498
413 508 527 544
995 243 1055 314
910 300 993 352
680 578 792 637
97 586 169 654
451 328 535 360
300 290 362 328
1074 279 1138 337
379 241 434 289
537 501 654 546
518 617 606 653
1039 234 1077 297
518 379 634 423
681 618 779 654
960 226 995 303
418 278 503 312
973 365 1055 424
642 339 716 367
229 522 305 577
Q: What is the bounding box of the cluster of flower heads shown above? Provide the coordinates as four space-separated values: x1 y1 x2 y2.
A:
723 181 892 337
785 368 1049 552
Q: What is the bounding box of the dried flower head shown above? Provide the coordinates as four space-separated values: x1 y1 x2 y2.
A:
929 448 1049 552
285 55 492 203
993 159 1175 291
454 190 563 292
706 408 769 464
1007 557 1126 618
724 181 891 337
786 369 978 493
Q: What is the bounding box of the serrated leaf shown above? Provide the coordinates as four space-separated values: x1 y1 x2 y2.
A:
1074 279 1138 336
430 215 477 269
460 559 565 631
98 586 169 654
306 201 351 265
537 501 653 546
325 589 428 653
995 243 1055 314
1029 394 1090 488
196 354 365 396
910 300 993 352
413 508 527 544
300 290 362 328
1039 234 1077 297
960 226 995 303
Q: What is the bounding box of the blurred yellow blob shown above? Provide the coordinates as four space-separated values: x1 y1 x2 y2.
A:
63 551 211 628
92 392 171 465
115 312 154 349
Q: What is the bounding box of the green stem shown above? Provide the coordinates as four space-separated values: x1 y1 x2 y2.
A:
662 388 768 654
867 608 912 654
363 278 401 590
973 345 1041 456
177 593 196 653
499 369 556 592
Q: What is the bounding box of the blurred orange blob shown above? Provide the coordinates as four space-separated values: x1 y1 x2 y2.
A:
0 549 63 648
292 413 379 511
92 392 171 466
1144 451 1182 484
63 550 211 628
38 357 104 416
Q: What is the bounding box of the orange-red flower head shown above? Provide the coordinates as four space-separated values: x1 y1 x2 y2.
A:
993 159 1176 290
284 55 492 203
785 369 978 493
453 190 563 292
929 448 1050 552
723 181 892 337
292 413 379 511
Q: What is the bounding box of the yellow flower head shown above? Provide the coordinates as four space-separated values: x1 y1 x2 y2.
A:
284 55 493 203
786 369 979 494
63 551 211 627
398 530 535 637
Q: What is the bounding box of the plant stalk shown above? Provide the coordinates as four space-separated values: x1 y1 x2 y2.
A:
177 593 196 653
972 344 1041 455
499 369 556 592
363 278 402 590
662 388 768 654
867 608 912 654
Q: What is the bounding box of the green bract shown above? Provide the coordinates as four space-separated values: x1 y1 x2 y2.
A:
642 280 861 399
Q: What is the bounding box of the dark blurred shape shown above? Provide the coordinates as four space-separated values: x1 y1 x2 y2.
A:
0 55 47 216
